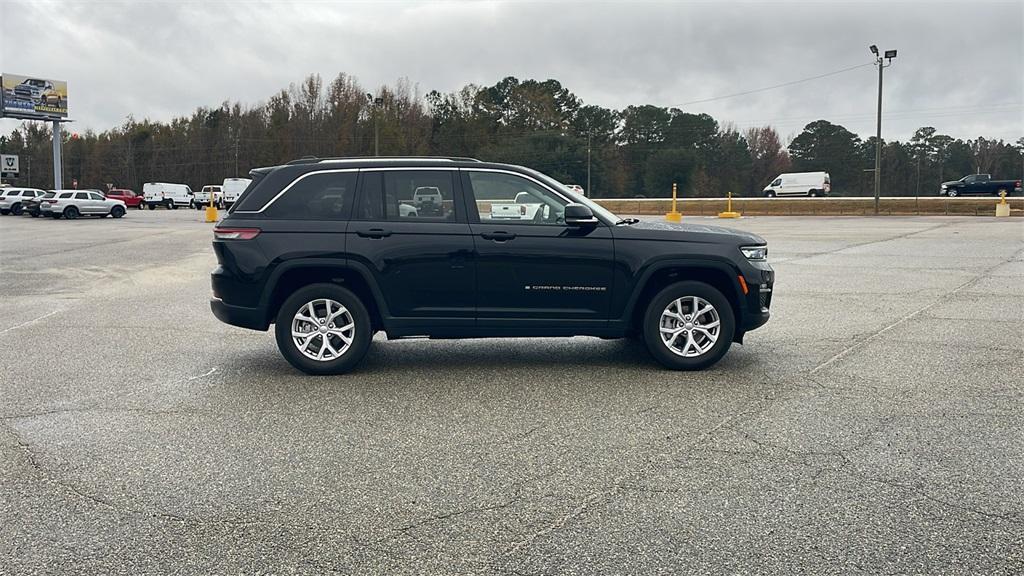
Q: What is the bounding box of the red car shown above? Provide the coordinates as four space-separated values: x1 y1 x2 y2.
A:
105 188 144 209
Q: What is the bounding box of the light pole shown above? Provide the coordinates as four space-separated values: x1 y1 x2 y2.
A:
870 45 896 215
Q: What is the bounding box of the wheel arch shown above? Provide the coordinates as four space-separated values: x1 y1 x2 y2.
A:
261 259 388 332
625 260 745 339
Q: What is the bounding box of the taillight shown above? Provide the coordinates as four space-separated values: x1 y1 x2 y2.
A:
214 227 260 240
43 199 57 204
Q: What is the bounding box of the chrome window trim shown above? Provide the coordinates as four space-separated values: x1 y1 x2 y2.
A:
359 167 460 172
233 168 360 214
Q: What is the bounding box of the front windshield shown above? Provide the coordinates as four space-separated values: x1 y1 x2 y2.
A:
521 167 621 224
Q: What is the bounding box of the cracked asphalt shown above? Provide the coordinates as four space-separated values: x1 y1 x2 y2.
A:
1 210 1022 575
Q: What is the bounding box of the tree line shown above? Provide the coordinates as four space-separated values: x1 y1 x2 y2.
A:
1 73 1021 198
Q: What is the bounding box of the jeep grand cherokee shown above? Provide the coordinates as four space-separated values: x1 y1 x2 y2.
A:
210 157 773 374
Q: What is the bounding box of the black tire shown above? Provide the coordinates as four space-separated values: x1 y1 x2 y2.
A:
169 201 177 210
147 203 155 210
947 188 958 197
137 202 145 210
29 211 39 218
642 280 736 371
765 190 776 198
11 203 23 215
274 283 373 375
111 206 125 218
50 212 61 219
63 206 79 220
0 209 8 215
808 189 819 197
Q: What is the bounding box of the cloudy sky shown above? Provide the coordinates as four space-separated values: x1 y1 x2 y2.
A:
1 0 1021 142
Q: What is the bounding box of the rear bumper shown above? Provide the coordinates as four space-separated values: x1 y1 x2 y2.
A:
210 298 268 331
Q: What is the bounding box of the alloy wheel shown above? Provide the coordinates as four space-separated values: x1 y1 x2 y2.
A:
659 295 721 358
291 298 356 361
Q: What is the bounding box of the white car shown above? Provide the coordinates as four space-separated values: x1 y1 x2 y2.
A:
763 172 831 197
40 190 127 219
143 182 194 209
0 187 47 215
563 184 585 195
221 178 251 207
195 185 224 209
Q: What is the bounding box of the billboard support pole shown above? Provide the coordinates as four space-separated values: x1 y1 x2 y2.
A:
52 120 63 190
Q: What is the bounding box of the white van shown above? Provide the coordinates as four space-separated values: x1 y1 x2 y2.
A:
142 182 194 209
221 178 252 207
763 172 831 197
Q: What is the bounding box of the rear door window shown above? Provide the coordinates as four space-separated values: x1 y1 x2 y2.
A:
75 192 89 200
263 171 357 220
381 170 457 221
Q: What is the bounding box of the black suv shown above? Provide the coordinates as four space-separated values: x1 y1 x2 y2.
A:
210 157 773 374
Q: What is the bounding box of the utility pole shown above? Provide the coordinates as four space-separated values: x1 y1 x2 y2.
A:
234 134 239 176
586 133 592 198
367 93 382 156
870 45 896 215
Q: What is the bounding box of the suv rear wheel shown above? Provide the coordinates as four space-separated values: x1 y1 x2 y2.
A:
274 283 372 375
642 281 735 370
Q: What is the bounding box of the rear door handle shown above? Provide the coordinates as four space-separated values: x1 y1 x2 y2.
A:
481 231 516 242
356 228 392 239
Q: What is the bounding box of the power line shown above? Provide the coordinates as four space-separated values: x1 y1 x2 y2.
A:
674 62 876 107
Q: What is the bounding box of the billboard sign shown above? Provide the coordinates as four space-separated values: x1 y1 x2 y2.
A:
1 154 18 176
1 73 68 119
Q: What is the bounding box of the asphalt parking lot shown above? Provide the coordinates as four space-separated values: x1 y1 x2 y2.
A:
1 209 1022 575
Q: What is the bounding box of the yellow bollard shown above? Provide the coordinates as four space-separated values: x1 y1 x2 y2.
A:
665 182 682 222
718 192 741 219
205 203 219 223
995 191 1010 217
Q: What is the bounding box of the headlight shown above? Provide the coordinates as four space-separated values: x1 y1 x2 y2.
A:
741 245 768 260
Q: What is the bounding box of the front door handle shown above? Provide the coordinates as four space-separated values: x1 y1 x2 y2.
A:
356 228 392 239
481 231 516 242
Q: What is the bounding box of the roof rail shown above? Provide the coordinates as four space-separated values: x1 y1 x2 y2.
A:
286 155 482 165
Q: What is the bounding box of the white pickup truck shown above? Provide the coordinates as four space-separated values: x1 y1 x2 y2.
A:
194 185 223 209
488 192 545 221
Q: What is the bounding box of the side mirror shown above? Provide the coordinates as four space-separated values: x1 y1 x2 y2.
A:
564 203 598 227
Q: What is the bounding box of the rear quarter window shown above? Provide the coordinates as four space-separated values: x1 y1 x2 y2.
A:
262 171 357 220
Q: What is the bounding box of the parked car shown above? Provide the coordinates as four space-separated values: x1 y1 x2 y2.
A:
221 178 251 208
40 190 127 219
142 182 194 209
763 172 831 197
210 156 773 375
105 188 144 209
941 174 1022 197
21 191 55 217
195 185 224 209
564 183 586 195
0 188 47 215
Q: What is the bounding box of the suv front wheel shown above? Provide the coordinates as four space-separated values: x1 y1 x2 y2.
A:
274 284 372 375
642 281 735 370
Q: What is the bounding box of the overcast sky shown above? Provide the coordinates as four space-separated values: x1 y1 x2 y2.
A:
1 0 1021 143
